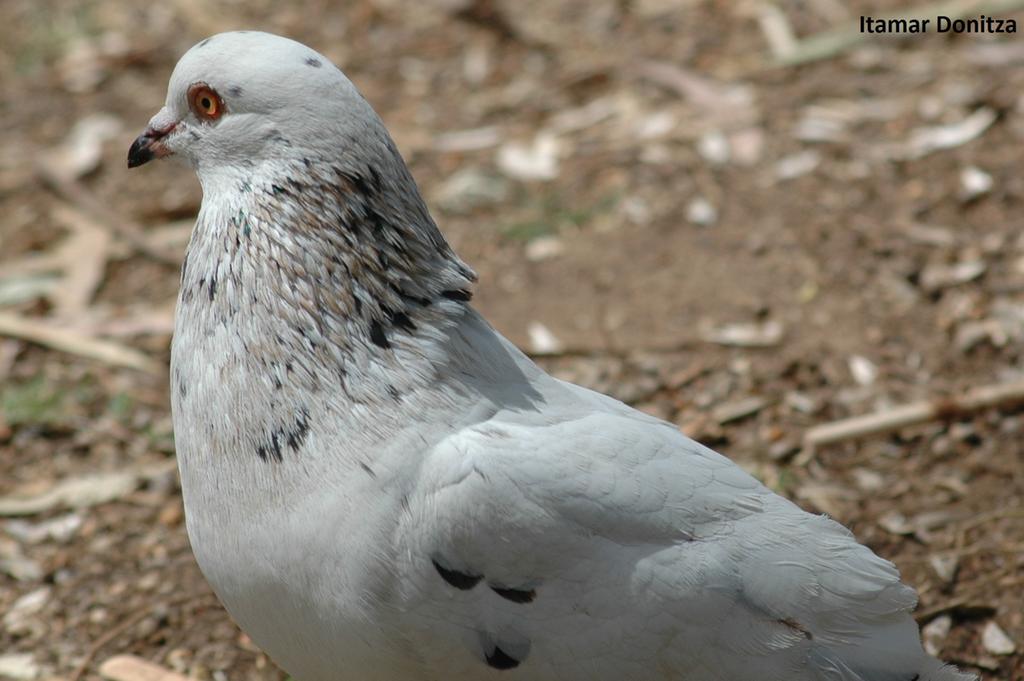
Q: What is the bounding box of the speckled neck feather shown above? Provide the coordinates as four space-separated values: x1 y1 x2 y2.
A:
178 135 477 403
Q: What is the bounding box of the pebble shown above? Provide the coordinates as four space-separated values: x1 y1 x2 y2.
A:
5 513 83 544
959 166 993 200
0 653 41 681
711 397 766 425
774 151 820 181
919 260 987 292
927 553 959 584
434 168 509 213
686 197 717 226
524 236 566 261
496 134 560 181
3 587 50 636
526 321 563 354
850 468 885 493
981 620 1016 655
703 320 783 348
921 615 952 656
784 391 819 414
847 355 878 386
696 131 730 165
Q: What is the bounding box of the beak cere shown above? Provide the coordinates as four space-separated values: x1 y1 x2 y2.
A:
127 123 177 168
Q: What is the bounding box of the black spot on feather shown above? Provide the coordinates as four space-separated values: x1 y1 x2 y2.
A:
368 166 383 192
286 409 310 451
391 285 431 307
364 204 388 234
490 586 536 604
432 559 482 590
442 289 473 302
389 310 416 332
305 57 322 67
778 618 813 640
485 646 520 670
255 409 311 463
369 320 390 349
197 37 213 48
349 172 372 196
227 85 244 97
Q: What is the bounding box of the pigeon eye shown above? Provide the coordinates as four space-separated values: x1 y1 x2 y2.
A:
188 84 224 121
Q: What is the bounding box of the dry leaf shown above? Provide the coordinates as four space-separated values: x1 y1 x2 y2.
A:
100 655 191 681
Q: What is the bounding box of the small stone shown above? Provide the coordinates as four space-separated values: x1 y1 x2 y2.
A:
949 422 976 442
711 397 767 425
0 653 41 680
784 391 819 414
620 196 652 225
686 197 717 226
434 168 509 213
729 128 764 165
702 321 783 348
635 111 676 139
0 553 43 582
166 648 193 673
981 621 1016 655
526 322 563 355
774 151 820 181
850 468 885 493
767 440 799 461
921 615 952 656
696 131 730 165
496 134 560 181
137 571 161 591
960 166 993 200
4 513 83 544
847 355 878 386
955 320 997 352
919 260 987 292
928 553 959 584
877 511 914 535
3 587 50 634
524 236 565 262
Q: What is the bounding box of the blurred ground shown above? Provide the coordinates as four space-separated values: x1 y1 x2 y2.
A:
1 1 1023 679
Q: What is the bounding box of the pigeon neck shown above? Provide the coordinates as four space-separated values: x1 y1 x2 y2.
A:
181 154 477 402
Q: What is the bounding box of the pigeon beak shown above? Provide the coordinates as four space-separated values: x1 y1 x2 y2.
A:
127 121 177 168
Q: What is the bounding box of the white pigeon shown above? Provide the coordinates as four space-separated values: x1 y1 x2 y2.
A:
129 31 974 681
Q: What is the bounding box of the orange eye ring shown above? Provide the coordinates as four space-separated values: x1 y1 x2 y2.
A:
188 84 224 121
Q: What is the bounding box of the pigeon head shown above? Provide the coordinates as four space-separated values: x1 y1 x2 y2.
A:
128 31 377 172
131 31 477 369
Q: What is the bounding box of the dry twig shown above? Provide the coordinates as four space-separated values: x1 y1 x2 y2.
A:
803 379 1024 450
0 312 162 374
69 593 216 681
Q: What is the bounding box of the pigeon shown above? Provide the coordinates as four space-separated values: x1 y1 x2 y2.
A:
129 31 974 681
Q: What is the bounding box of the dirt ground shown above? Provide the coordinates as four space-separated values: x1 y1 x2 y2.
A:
1 1 1023 679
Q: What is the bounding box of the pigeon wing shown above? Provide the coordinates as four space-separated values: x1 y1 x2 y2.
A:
393 403 952 680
